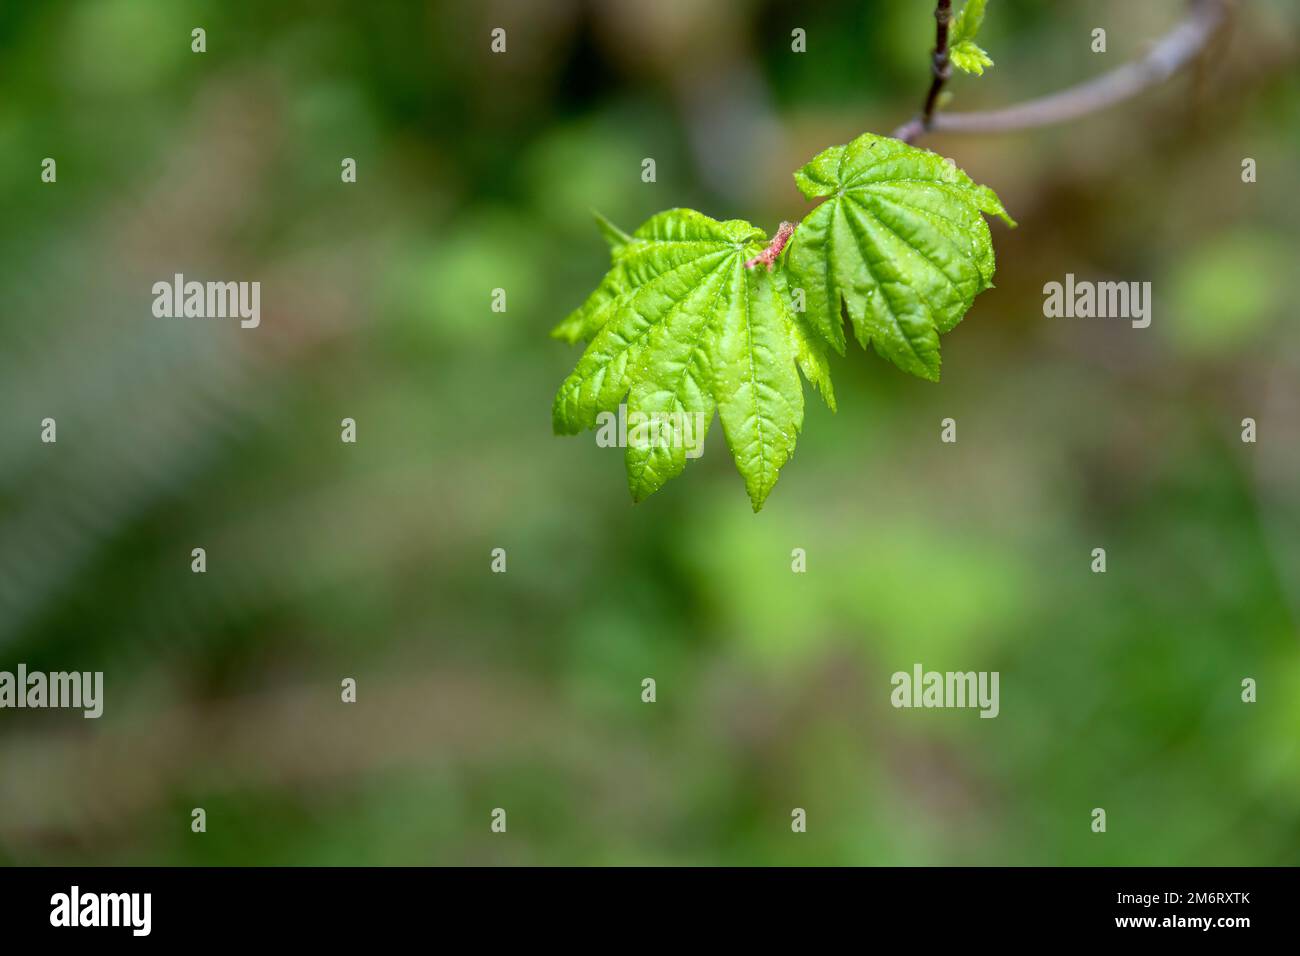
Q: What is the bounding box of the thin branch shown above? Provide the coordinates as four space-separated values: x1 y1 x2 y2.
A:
744 221 795 270
894 0 1229 143
921 0 954 128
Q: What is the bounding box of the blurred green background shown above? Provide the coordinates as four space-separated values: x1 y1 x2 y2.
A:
1 0 1297 866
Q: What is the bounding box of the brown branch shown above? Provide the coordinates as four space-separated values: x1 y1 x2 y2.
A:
894 0 1229 144
921 0 954 129
744 221 795 270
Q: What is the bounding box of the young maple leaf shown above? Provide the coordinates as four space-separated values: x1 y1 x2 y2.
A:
786 132 1015 382
949 0 995 75
552 208 834 511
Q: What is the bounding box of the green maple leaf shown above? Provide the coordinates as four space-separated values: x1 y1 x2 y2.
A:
786 132 1015 382
552 208 834 511
949 0 994 75
950 40 994 76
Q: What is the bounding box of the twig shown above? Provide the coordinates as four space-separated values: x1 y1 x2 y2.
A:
894 0 1229 143
894 0 953 145
921 0 954 130
744 221 795 270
